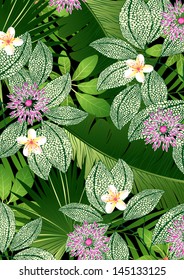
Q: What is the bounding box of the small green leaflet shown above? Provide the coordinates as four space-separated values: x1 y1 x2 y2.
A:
58 50 71 75
161 37 184 57
165 54 180 67
173 143 184 174
0 203 15 253
110 85 141 129
13 248 55 260
152 204 184 245
145 44 163 57
105 232 129 260
137 228 152 249
59 203 102 223
28 41 53 85
77 78 105 95
123 189 164 221
0 165 12 200
28 151 52 180
72 55 98 81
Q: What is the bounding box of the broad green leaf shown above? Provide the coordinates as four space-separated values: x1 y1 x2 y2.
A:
165 54 180 67
0 122 27 158
44 73 71 109
28 152 52 180
76 93 110 117
152 204 184 245
110 85 141 129
10 218 42 251
105 232 129 260
72 55 98 81
176 55 184 81
58 50 71 75
46 106 88 126
119 0 152 49
145 44 162 57
97 61 133 90
0 165 12 200
13 247 55 260
173 142 184 175
8 68 32 89
0 32 32 80
77 78 105 95
90 38 137 60
123 189 164 221
41 121 72 173
141 70 168 106
59 203 102 223
137 228 152 249
161 37 184 56
28 41 53 85
138 255 156 260
0 203 15 253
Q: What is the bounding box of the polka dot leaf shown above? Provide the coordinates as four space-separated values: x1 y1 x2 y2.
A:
13 248 55 260
105 232 129 260
173 142 184 175
8 68 33 89
161 37 184 57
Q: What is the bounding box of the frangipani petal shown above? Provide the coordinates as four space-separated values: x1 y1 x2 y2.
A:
101 194 110 202
135 72 145 83
119 190 129 200
0 31 6 37
0 40 6 48
116 201 127 211
105 202 116 214
4 45 15 55
7 27 15 38
13 37 24 46
108 184 118 195
36 136 47 146
28 129 36 139
124 68 136 78
17 136 28 145
143 64 154 73
126 59 137 67
33 146 42 155
136 54 144 66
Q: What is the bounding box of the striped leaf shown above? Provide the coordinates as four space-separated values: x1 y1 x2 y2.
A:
10 218 42 251
141 70 168 106
0 32 32 80
173 142 184 175
123 189 164 221
90 38 137 60
119 0 152 49
97 61 133 90
13 248 55 260
105 233 129 260
46 106 88 126
28 41 53 85
45 73 72 109
0 203 15 253
110 85 141 129
41 121 72 173
152 204 184 245
8 68 32 89
0 122 27 158
161 37 184 57
59 203 102 223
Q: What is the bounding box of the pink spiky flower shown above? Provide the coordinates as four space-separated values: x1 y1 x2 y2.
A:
166 216 184 259
161 0 184 41
142 109 184 152
7 83 50 126
49 0 86 14
66 221 110 260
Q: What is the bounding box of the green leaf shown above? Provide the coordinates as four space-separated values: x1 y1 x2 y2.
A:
58 50 71 75
90 38 137 60
137 255 156 260
77 78 105 95
152 204 184 245
76 93 110 117
0 165 12 200
123 189 164 221
145 44 163 57
46 106 88 126
176 56 184 81
0 203 15 253
137 228 152 249
13 247 55 260
72 55 98 81
110 85 141 130
59 203 102 223
0 122 27 158
28 152 52 180
173 143 184 175
141 70 168 106
44 73 72 109
105 232 129 260
8 68 32 89
165 54 180 67
97 61 132 90
119 0 152 49
0 32 32 80
10 218 42 251
28 41 53 85
161 37 184 56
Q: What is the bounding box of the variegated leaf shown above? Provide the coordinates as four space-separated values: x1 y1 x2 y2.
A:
105 233 129 260
13 248 55 260
90 38 137 60
59 203 102 223
141 70 168 106
173 142 184 174
28 152 52 180
161 37 184 57
28 41 53 85
110 85 141 129
119 0 152 49
123 189 164 221
152 204 184 245
8 68 32 89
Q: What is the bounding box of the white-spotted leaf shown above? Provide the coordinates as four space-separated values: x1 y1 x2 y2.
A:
161 37 184 57
105 232 129 260
8 68 32 89
13 247 55 260
28 152 52 180
173 143 184 175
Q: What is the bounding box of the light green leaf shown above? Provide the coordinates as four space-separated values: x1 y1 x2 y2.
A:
72 55 98 81
137 228 152 249
58 50 71 75
119 0 152 49
137 255 155 260
44 73 71 109
141 70 168 106
176 56 184 81
152 204 184 245
0 122 27 158
13 247 55 260
28 152 52 180
8 68 32 89
28 41 53 85
59 203 102 223
110 85 141 129
97 61 132 90
123 189 164 221
161 37 184 56
90 38 137 60
0 32 32 80
173 142 184 175
0 203 15 253
145 44 163 57
76 93 110 117
165 54 180 67
77 78 105 95
0 165 12 200
105 232 129 260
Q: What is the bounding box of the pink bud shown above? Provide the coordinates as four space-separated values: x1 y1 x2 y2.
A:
178 17 184 24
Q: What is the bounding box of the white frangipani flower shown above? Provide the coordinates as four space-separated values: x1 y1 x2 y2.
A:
0 27 23 55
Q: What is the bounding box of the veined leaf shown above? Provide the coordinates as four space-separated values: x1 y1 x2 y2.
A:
72 55 98 81
161 37 184 57
173 142 184 175
58 50 71 75
105 232 129 260
13 247 55 260
0 165 12 200
77 78 105 95
145 44 163 57
8 68 32 89
28 152 52 180
165 54 180 67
